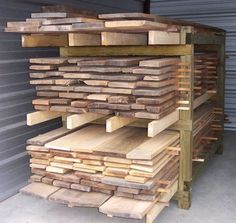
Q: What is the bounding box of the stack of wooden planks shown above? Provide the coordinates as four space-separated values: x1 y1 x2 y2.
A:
21 124 179 218
4 5 221 47
30 56 179 119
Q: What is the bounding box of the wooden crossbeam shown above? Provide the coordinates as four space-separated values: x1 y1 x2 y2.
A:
106 116 137 133
148 110 179 137
67 113 106 129
27 111 62 126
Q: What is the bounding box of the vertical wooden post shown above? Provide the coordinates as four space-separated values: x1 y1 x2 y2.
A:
177 26 194 209
215 36 226 154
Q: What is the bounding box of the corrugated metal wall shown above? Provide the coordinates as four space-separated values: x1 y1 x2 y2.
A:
0 0 144 201
151 0 236 130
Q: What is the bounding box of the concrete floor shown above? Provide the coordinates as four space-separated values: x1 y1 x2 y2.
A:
0 131 236 223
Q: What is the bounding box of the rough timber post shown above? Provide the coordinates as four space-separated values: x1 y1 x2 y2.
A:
215 35 226 154
177 26 194 209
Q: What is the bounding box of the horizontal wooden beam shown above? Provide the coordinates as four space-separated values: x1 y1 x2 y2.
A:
27 111 62 126
60 45 193 57
67 113 106 129
106 116 137 133
148 110 179 137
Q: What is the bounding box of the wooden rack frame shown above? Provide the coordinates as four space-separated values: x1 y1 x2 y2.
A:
59 26 226 214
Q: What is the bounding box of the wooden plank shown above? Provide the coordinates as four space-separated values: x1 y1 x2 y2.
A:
22 35 68 47
20 182 59 199
105 20 168 31
60 45 193 57
101 32 147 46
126 130 179 160
67 113 106 129
148 110 179 137
146 181 178 223
45 125 130 153
193 93 211 109
49 188 111 207
68 33 101 46
139 57 180 67
99 13 156 21
94 127 147 157
43 17 102 25
27 111 62 126
99 195 153 219
27 127 77 145
149 31 180 45
46 166 70 174
106 116 137 133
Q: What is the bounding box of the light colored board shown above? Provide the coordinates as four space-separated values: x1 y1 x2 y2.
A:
101 176 155 190
148 110 179 137
99 195 152 219
46 166 69 174
87 94 110 101
105 20 168 31
146 181 178 223
149 31 180 45
68 33 101 46
71 183 91 192
32 98 50 106
127 130 179 160
94 127 147 157
67 113 106 129
106 116 137 133
27 127 77 146
20 182 59 199
84 80 109 87
26 145 49 152
22 35 68 47
30 57 68 64
73 163 105 172
50 162 74 170
30 158 50 165
45 125 130 153
117 187 140 195
124 175 147 184
29 163 47 169
99 13 156 21
105 167 130 176
103 157 132 165
193 93 211 109
104 162 130 169
43 17 102 25
49 188 111 207
101 32 147 46
108 81 137 89
139 57 180 68
54 156 81 163
27 111 62 126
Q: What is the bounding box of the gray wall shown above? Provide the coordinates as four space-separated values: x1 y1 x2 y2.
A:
0 0 144 201
151 0 236 130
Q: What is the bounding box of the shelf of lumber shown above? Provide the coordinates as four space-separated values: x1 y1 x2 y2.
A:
4 5 226 223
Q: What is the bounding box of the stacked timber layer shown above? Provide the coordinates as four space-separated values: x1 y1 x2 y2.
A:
30 56 180 119
22 125 180 219
4 5 224 47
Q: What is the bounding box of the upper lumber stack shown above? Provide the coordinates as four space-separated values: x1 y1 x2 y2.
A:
4 4 226 223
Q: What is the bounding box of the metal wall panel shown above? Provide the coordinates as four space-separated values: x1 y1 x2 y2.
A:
151 0 236 130
0 0 144 201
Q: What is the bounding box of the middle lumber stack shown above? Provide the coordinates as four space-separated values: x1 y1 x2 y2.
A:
30 56 179 120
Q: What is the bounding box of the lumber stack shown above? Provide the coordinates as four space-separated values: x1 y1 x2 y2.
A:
5 5 221 47
30 56 179 119
22 124 179 218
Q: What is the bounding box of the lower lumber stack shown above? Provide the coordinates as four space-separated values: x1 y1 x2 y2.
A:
21 124 180 219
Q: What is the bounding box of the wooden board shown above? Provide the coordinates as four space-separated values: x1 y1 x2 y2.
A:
149 31 180 45
94 127 148 157
99 13 156 21
68 33 101 46
49 188 111 207
101 32 147 46
126 130 179 160
99 195 153 219
45 125 131 153
20 182 59 199
22 35 68 47
27 127 78 145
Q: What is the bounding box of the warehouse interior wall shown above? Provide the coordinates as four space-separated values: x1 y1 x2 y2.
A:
151 0 236 130
0 0 145 202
